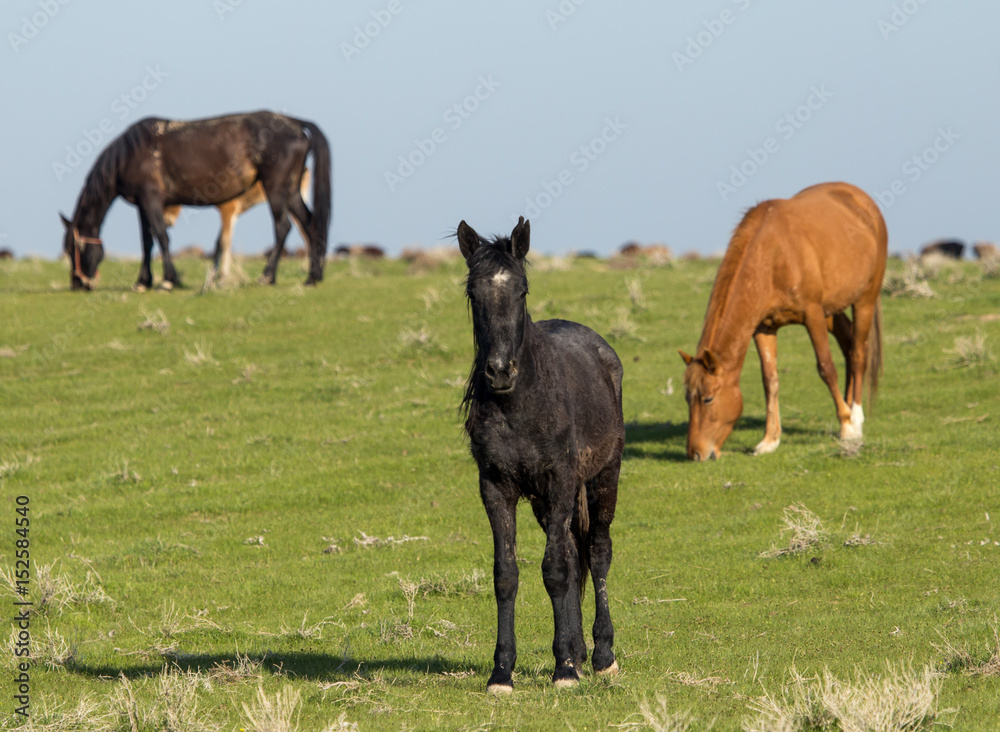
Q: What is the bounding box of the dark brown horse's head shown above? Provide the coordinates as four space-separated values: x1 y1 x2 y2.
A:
60 213 103 290
680 349 742 461
458 217 531 395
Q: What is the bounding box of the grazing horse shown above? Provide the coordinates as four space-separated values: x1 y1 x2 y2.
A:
162 170 312 284
59 110 331 291
679 182 887 460
459 217 624 692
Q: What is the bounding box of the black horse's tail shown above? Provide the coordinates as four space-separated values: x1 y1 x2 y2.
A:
574 482 590 601
298 119 332 270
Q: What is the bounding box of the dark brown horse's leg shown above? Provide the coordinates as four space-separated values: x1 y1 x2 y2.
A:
804 307 854 438
481 478 519 694
287 195 323 285
142 199 181 289
136 208 155 291
753 330 781 455
541 476 586 688
587 460 620 676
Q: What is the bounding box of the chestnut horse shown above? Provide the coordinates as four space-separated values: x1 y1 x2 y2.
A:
162 170 311 284
680 182 887 460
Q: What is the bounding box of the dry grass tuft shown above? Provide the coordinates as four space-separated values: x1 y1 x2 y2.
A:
183 340 219 367
1 560 114 614
944 328 991 368
935 617 1000 677
634 697 699 732
625 276 648 311
111 668 220 732
398 325 446 353
882 259 936 299
138 307 170 334
608 306 644 342
759 504 827 558
743 663 952 732
353 531 429 549
241 685 302 732
11 693 114 731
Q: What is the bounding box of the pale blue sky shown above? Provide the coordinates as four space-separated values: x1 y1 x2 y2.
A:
2 1 997 259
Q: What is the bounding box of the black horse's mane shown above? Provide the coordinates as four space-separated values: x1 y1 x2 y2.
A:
460 235 530 424
77 118 161 214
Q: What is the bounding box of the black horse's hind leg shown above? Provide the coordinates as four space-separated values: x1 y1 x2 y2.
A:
586 459 620 675
136 208 155 290
481 478 519 693
541 473 587 688
287 195 323 285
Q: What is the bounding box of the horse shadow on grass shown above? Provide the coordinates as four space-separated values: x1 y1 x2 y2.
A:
624 417 827 461
66 651 477 683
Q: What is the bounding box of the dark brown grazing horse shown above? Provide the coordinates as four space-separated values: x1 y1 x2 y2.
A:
680 182 887 460
59 110 331 291
459 217 624 692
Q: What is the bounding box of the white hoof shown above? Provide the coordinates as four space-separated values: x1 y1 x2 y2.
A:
553 677 579 689
753 437 780 456
840 420 862 441
487 683 513 696
132 284 147 293
850 403 865 431
596 659 619 676
158 281 174 292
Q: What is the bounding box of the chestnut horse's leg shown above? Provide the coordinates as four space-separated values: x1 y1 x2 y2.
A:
828 312 854 404
846 301 878 435
586 460 620 676
481 478 519 694
541 472 586 689
753 330 781 455
803 307 855 439
214 200 239 283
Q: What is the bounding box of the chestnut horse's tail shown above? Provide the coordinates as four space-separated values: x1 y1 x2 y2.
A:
867 297 883 408
574 483 590 601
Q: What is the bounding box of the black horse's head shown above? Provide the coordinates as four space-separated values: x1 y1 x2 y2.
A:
60 213 104 290
458 217 532 395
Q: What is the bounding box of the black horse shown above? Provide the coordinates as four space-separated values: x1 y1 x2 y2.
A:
59 110 332 291
458 216 624 692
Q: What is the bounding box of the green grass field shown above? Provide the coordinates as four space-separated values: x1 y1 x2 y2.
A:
1 252 998 731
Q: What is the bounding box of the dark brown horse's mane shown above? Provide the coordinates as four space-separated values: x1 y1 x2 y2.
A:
77 118 161 214
459 234 530 426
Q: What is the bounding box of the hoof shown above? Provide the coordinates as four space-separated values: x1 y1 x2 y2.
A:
839 421 862 441
595 659 619 676
553 676 579 690
257 275 275 286
132 283 148 293
486 683 513 696
158 280 174 292
753 437 780 456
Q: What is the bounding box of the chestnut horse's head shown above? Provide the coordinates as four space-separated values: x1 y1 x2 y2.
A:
680 349 743 461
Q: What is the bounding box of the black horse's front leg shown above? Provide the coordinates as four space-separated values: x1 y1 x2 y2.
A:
541 475 586 688
480 477 519 694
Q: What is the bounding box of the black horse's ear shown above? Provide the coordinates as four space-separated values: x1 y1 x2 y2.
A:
59 213 72 229
457 220 479 261
511 216 530 260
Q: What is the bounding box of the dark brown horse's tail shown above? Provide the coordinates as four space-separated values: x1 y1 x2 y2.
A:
866 296 883 409
297 120 332 259
574 482 590 601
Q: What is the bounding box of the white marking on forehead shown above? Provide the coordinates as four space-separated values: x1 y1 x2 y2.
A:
491 272 511 285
